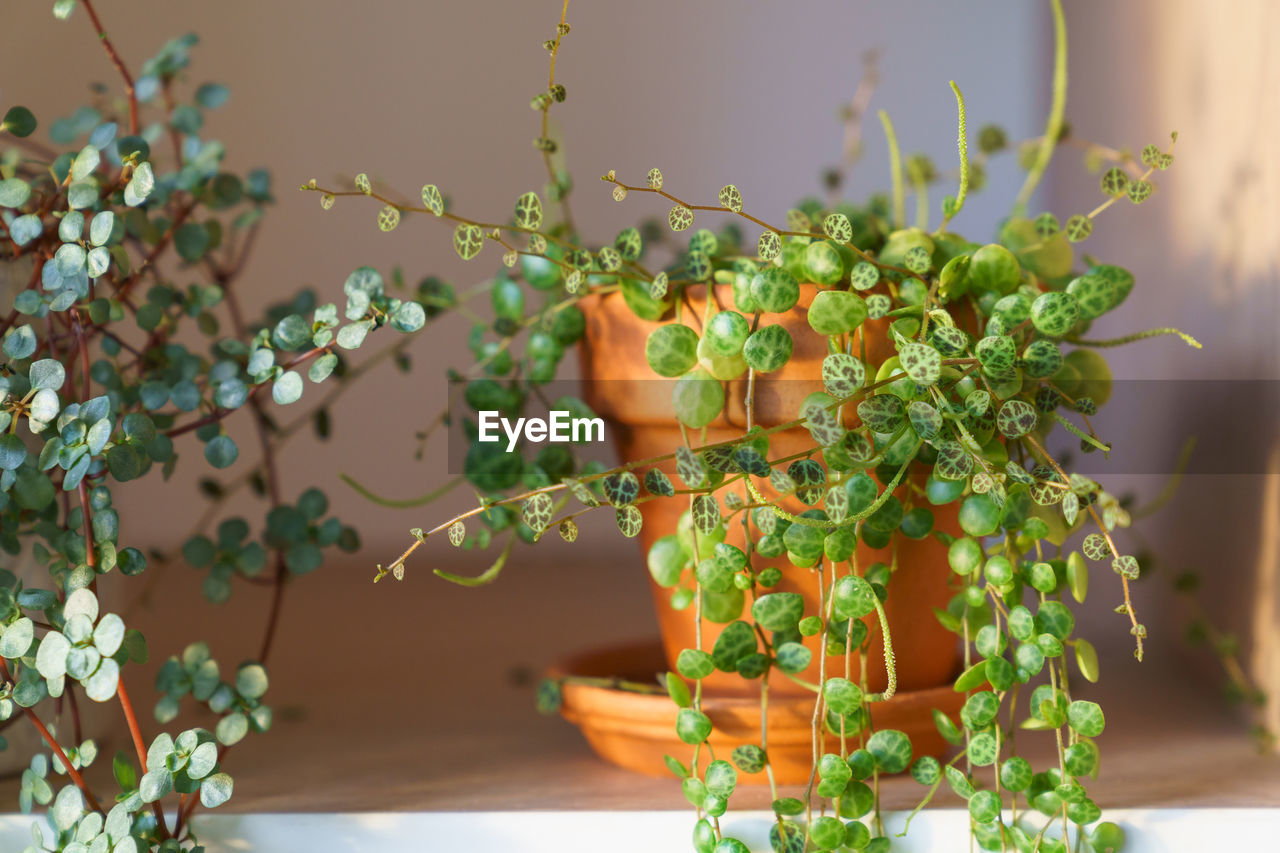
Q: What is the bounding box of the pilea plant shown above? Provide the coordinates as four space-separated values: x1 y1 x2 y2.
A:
0 3 429 851
317 2 1202 852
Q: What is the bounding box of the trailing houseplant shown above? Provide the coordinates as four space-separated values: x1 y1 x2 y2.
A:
314 1 1202 851
0 2 428 851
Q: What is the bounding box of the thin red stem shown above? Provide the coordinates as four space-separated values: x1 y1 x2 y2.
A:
79 0 139 135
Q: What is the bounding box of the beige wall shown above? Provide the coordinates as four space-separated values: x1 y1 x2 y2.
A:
2 0 1037 557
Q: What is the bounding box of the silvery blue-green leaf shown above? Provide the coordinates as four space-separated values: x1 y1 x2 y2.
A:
236 664 268 699
0 617 34 658
52 784 84 831
93 614 125 657
246 348 275 378
84 658 119 702
308 353 337 383
3 325 36 359
196 83 230 109
64 614 93 646
65 588 99 622
87 247 110 278
86 419 111 456
90 121 118 149
187 742 217 780
67 645 101 679
71 145 100 180
89 211 114 246
30 389 60 423
199 773 233 808
59 211 85 242
123 163 154 207
55 243 87 277
336 320 372 350
29 359 65 391
9 214 43 246
204 435 238 469
0 434 25 471
0 177 31 207
50 288 80 312
271 371 303 405
146 733 175 770
138 768 172 803
105 804 131 844
35 631 70 680
68 180 99 210
391 301 425 333
214 378 248 409
216 712 248 746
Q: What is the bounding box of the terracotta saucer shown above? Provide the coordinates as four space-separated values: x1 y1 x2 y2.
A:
549 640 963 784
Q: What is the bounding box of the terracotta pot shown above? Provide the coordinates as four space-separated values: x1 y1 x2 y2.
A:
579 285 961 692
552 641 961 781
564 284 963 781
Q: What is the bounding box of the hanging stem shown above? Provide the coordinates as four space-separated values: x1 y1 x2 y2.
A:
938 80 970 231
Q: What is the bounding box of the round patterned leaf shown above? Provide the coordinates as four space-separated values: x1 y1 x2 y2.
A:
823 213 852 242
376 205 400 232
644 468 675 497
447 521 465 546
514 191 543 229
615 506 643 538
908 401 942 440
522 493 554 533
675 446 707 489
967 732 998 766
597 246 622 272
1021 340 1064 378
650 271 669 300
822 353 865 398
646 168 663 190
645 324 699 377
1034 212 1061 238
691 495 720 535
453 224 484 260
732 744 767 774
603 471 640 506
931 325 969 357
742 325 793 373
857 394 905 433
355 173 371 193
1067 700 1105 737
865 293 891 319
866 729 912 774
850 261 880 291
751 592 804 632
1112 554 1140 579
904 246 931 276
823 677 863 715
749 268 800 314
934 441 974 481
320 193 335 210
1127 180 1152 204
1100 167 1128 198
611 184 627 202
807 290 867 336
833 575 877 620
718 184 743 212
900 343 941 386
669 205 694 232
1065 215 1093 242
757 230 781 261
615 227 642 260
1031 291 1080 337
996 400 1038 438
673 369 725 427
1082 533 1111 561
803 400 844 447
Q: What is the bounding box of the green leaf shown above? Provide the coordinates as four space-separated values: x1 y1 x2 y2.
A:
1067 700 1105 737
139 768 172 803
514 192 543 230
204 435 238 469
70 144 100 180
822 677 863 715
0 177 31 208
750 592 804 632
29 358 65 391
453 224 484 260
124 162 154 207
187 741 218 780
421 184 444 216
2 105 37 137
195 83 231 109
236 663 269 699
84 658 120 702
198 772 234 808
866 729 912 774
3 325 36 359
675 708 712 744
0 617 34 658
664 671 692 708
1074 638 1100 683
272 371 303 405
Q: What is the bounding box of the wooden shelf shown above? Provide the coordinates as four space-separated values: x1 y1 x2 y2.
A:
1 547 1275 813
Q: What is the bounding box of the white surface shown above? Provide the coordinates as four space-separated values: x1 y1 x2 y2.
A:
1 809 1275 852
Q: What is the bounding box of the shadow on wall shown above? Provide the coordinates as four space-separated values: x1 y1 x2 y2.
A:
1051 0 1280 735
